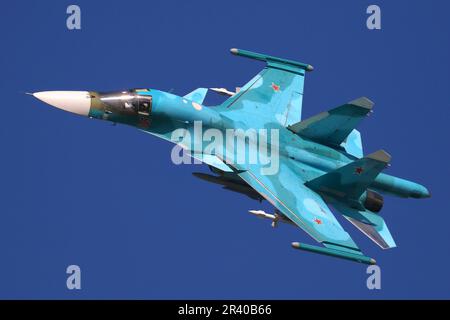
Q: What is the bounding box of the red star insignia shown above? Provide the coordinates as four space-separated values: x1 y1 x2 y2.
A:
314 218 322 225
271 82 280 92
355 167 364 175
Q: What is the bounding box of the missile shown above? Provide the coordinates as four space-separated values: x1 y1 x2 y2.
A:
248 209 276 220
248 210 295 228
291 242 377 265
210 87 236 97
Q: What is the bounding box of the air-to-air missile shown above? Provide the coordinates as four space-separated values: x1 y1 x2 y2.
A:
248 210 295 228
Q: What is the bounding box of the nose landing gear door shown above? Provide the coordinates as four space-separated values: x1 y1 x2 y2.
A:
137 95 152 128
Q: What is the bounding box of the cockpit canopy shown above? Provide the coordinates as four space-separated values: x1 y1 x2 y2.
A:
93 89 152 127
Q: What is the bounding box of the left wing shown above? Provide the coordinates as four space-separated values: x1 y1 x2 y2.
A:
215 48 313 128
228 158 373 262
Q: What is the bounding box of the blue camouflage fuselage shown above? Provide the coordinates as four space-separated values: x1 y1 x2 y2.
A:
88 88 429 200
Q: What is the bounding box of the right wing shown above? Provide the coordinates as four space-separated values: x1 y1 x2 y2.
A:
228 158 368 257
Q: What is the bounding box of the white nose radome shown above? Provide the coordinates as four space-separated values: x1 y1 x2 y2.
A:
33 91 91 116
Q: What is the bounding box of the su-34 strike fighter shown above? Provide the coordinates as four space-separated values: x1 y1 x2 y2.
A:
31 49 430 264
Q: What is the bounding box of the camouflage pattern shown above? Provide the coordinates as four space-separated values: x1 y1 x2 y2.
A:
34 49 430 264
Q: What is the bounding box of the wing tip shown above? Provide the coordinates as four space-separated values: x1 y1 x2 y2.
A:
349 97 374 110
366 149 391 163
229 48 313 71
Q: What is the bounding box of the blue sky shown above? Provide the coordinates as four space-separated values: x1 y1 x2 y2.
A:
0 0 449 298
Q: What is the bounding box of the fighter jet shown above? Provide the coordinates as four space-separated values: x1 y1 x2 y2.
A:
31 48 430 264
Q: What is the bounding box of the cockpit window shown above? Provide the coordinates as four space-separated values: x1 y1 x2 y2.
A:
100 92 137 110
99 92 152 112
137 96 152 115
97 91 152 127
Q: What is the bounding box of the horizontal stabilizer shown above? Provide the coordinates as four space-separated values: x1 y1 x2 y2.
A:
332 202 396 249
184 88 208 104
288 97 373 147
305 150 391 201
345 216 396 249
